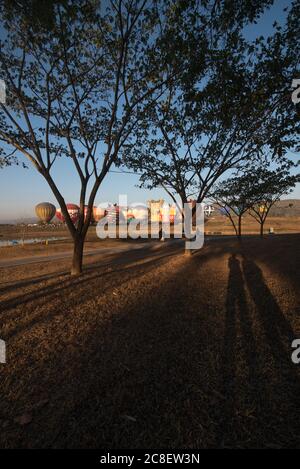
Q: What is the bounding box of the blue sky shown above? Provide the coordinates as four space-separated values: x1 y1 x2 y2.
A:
0 0 299 222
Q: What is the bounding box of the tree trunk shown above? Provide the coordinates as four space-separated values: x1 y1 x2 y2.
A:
158 222 163 239
238 215 242 239
71 235 84 275
260 222 264 238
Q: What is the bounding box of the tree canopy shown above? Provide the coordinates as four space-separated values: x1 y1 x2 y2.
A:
122 0 300 208
0 0 194 272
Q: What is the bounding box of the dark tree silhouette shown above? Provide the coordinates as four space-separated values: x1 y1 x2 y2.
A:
123 1 300 212
248 167 300 237
0 0 185 274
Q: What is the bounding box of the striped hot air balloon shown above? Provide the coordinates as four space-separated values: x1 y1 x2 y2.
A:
35 202 56 223
56 204 80 224
106 205 120 223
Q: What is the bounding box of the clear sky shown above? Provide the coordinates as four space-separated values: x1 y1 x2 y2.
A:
0 0 298 222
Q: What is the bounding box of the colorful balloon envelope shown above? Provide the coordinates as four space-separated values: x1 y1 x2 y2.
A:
259 205 267 213
83 205 96 222
130 205 148 221
56 203 80 223
93 206 106 222
106 205 123 222
35 202 56 223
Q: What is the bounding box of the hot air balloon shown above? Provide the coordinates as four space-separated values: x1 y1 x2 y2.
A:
169 206 176 223
119 206 135 222
35 202 56 223
56 203 80 224
130 205 149 221
259 204 267 214
106 204 123 223
83 205 96 223
93 206 106 222
160 204 170 223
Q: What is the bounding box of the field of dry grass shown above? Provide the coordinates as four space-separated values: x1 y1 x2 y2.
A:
0 215 299 260
0 235 299 448
1 214 299 240
205 215 300 235
0 238 144 261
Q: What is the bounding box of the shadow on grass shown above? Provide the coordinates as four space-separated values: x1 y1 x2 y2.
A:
216 254 275 448
1 242 300 449
217 252 299 448
242 256 297 377
1 249 179 339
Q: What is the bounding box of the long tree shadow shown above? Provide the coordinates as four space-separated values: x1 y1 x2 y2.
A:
242 234 300 290
2 246 221 342
0 245 180 315
0 250 179 339
242 256 300 447
216 254 238 447
1 245 299 448
0 242 167 294
0 271 69 295
0 250 224 449
217 254 273 448
242 257 296 371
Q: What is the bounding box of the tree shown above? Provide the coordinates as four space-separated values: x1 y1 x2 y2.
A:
123 1 300 220
0 0 183 274
248 167 300 237
212 161 300 238
212 172 258 238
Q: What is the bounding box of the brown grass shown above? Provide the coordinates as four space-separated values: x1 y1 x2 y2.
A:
0 235 299 448
205 215 300 235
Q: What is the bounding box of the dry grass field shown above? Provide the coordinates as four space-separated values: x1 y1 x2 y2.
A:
0 215 299 260
1 215 299 239
205 215 300 235
0 234 299 448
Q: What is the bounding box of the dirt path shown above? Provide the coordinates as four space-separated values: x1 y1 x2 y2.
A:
0 240 178 268
0 235 299 448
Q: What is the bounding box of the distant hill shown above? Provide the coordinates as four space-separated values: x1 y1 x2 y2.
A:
210 199 300 217
270 199 300 217
207 199 300 218
0 217 37 225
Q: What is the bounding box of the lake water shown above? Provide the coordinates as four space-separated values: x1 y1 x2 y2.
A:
0 237 67 248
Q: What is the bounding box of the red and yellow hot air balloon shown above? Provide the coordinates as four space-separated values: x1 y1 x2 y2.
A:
35 202 56 223
259 204 267 214
169 206 176 223
83 205 102 223
92 206 106 222
56 203 80 224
